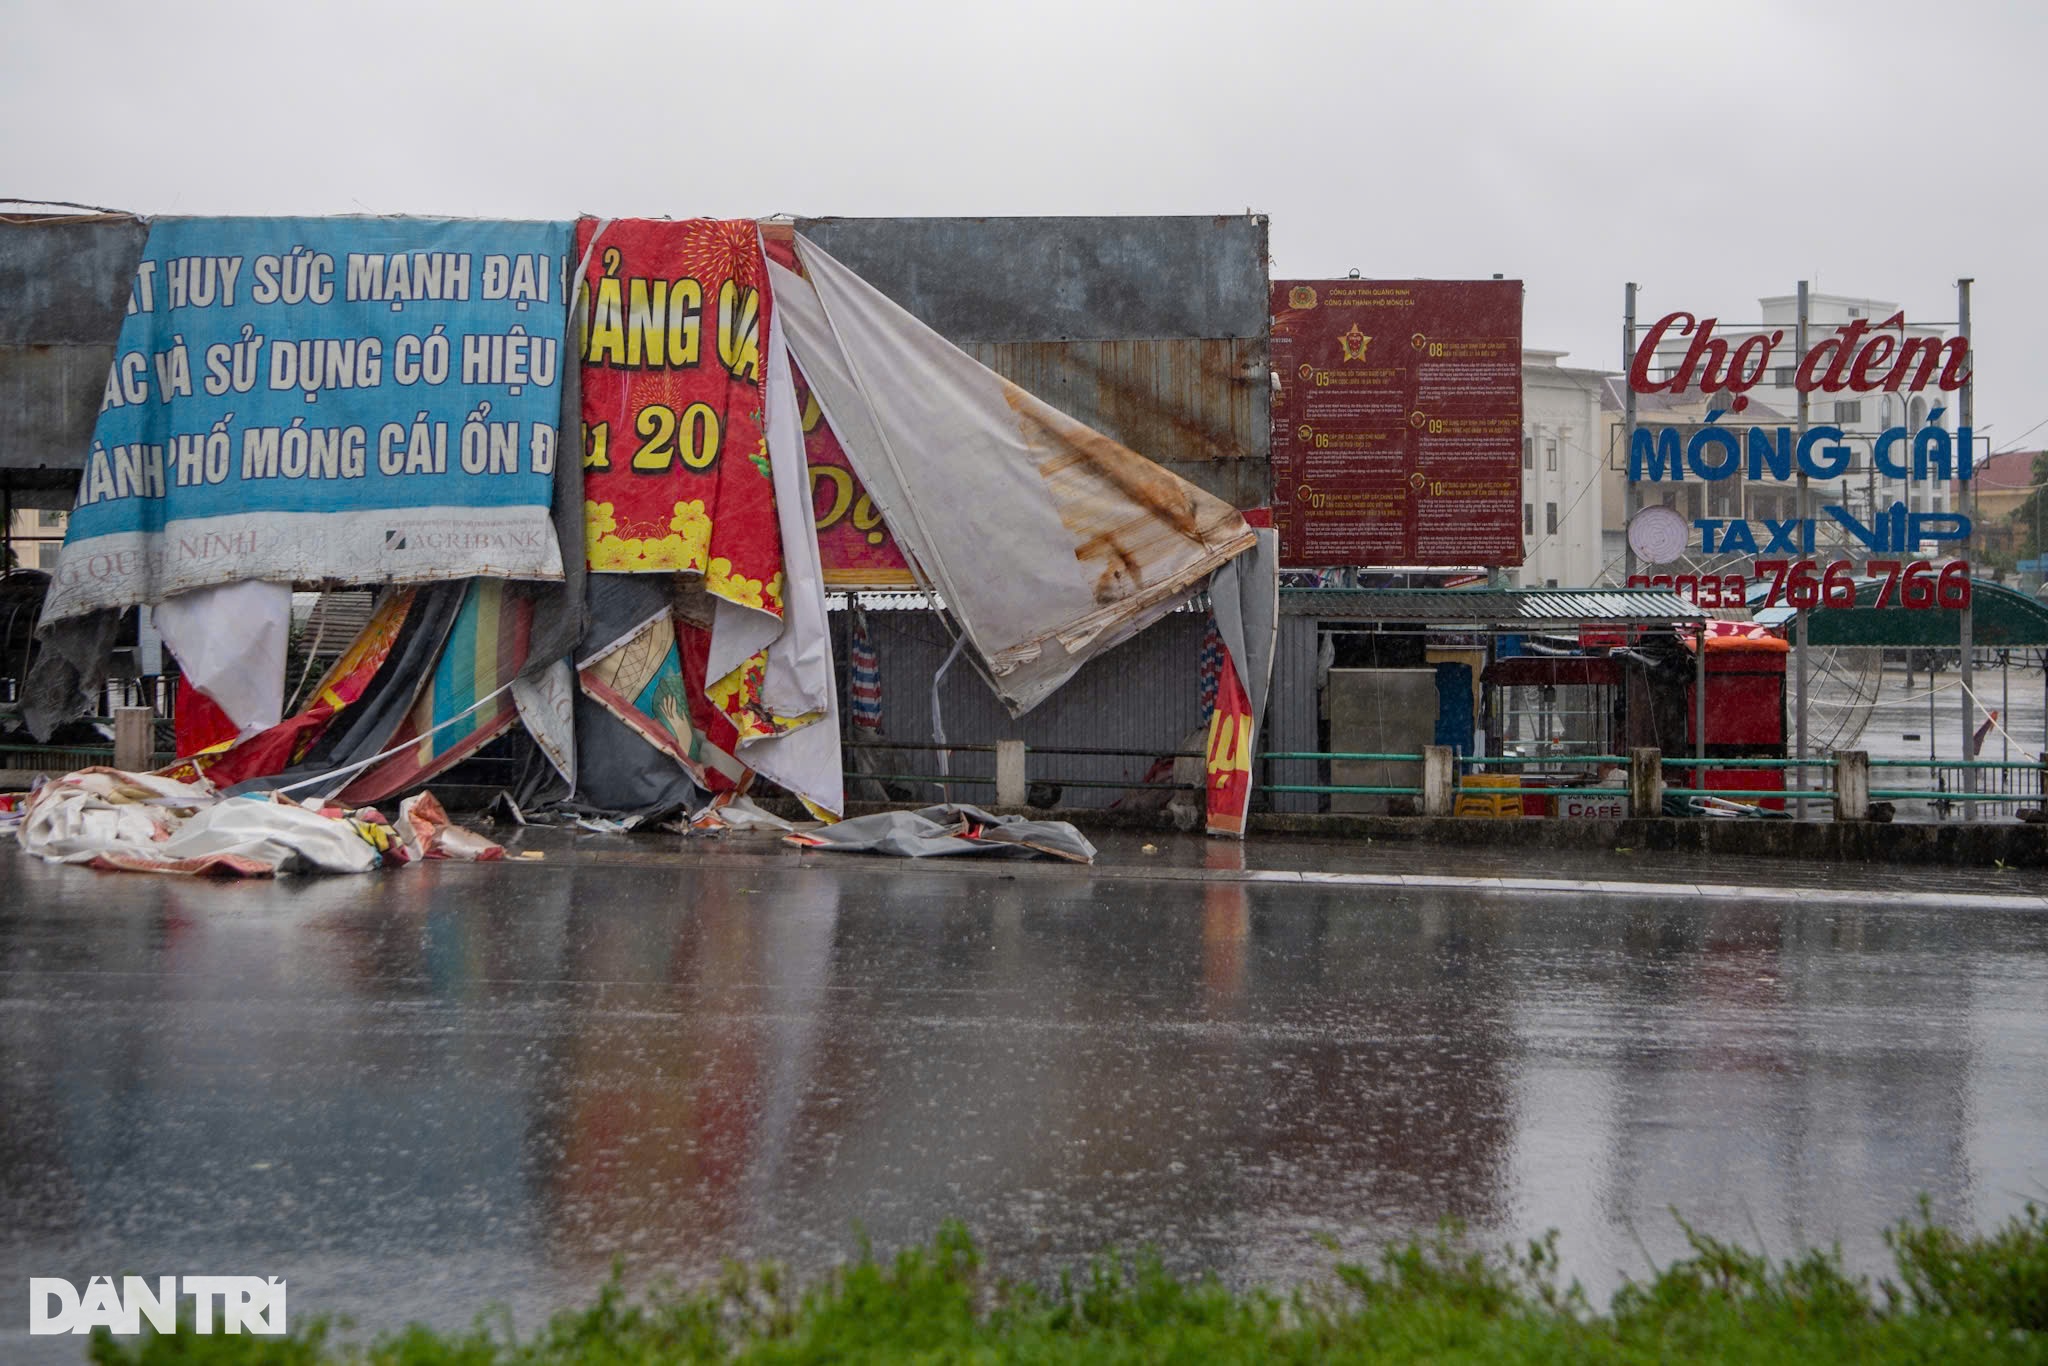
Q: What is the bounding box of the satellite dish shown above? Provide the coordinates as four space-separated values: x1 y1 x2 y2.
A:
1627 505 1689 565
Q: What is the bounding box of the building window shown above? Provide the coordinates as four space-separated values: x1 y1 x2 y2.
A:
1523 504 1534 535
1545 440 1558 471
38 510 66 528
1545 501 1559 535
1523 435 1533 469
1834 400 1862 425
1545 578 1558 588
1774 366 1795 388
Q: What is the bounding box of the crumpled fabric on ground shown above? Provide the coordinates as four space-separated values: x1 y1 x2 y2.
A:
784 803 1094 863
684 794 796 833
15 767 500 877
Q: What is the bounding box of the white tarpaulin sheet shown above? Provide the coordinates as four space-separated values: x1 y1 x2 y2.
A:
773 239 1257 716
153 580 293 736
19 769 379 875
730 297 843 816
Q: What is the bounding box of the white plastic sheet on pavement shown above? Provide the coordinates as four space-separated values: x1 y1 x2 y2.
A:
19 768 379 875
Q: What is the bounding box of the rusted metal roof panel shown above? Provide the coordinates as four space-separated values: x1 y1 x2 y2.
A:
792 215 1269 341
793 216 1272 509
963 339 1262 463
1279 587 1707 625
0 215 147 474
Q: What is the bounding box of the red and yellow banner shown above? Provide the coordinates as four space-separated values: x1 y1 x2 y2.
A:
794 363 912 587
578 218 784 619
1204 649 1255 837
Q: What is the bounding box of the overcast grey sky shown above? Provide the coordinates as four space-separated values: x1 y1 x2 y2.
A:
5 0 2043 451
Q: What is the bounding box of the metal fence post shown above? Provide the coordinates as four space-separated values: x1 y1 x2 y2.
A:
1629 747 1664 818
1422 746 1454 817
1833 750 1869 822
114 707 154 773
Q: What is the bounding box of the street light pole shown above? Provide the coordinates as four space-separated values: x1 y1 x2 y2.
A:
1623 283 1639 584
1794 282 1810 818
1958 278 1975 817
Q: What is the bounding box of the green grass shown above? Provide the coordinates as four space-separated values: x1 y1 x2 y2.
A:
86 1202 2048 1364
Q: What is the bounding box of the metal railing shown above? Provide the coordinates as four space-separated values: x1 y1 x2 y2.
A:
1257 750 1424 798
1867 758 2045 806
1659 756 1837 802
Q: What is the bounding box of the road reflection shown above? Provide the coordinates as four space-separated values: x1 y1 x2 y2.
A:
1 851 2043 1347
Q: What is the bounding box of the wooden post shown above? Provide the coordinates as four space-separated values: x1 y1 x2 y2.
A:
1833 750 1869 822
994 740 1027 808
114 707 154 773
1422 745 1454 817
1629 747 1664 818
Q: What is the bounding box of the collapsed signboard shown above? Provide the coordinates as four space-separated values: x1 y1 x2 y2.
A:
41 218 571 623
1269 279 1523 568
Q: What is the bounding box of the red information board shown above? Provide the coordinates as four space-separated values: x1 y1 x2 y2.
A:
1270 279 1523 567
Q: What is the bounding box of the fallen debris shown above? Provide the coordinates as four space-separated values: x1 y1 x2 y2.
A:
784 804 1094 863
689 794 797 833
13 767 501 877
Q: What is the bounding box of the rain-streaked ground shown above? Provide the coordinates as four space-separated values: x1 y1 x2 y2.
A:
3 829 2045 1357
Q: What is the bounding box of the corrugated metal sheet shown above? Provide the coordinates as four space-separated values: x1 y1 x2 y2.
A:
792 216 1269 341
1278 588 1708 625
0 215 147 477
844 607 1205 809
793 216 1271 510
963 339 1268 507
1266 614 1323 813
291 590 377 666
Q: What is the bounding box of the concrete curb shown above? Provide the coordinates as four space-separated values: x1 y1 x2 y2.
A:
814 801 2048 869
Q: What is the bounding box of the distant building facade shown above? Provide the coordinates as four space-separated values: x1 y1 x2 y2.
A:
4 508 64 571
1515 349 1611 588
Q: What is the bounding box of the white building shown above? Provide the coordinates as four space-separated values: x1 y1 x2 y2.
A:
1516 349 1612 588
4 508 65 571
1753 292 1955 524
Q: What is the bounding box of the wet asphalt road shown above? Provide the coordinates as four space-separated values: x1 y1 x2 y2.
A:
2 829 2046 1356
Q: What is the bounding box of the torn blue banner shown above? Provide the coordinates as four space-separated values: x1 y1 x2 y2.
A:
41 217 574 623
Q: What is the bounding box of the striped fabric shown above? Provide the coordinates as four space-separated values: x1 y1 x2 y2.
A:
848 612 883 732
342 580 531 804
1199 614 1224 716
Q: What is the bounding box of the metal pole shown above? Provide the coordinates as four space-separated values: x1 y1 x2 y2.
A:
1623 283 1639 583
1957 278 1976 818
1794 282 1811 818
1695 622 1707 765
